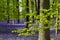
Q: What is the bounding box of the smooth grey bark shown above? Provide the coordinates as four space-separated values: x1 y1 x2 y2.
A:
42 0 50 40
54 0 59 40
38 0 50 40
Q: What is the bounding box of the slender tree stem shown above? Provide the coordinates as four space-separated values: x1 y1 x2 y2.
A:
7 0 9 23
26 0 29 28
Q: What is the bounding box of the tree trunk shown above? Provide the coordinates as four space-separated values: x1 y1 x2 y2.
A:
38 0 50 40
54 0 59 40
7 0 9 23
26 0 29 28
16 0 20 23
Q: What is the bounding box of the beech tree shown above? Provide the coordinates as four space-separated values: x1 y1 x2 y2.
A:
38 0 50 40
1 0 60 40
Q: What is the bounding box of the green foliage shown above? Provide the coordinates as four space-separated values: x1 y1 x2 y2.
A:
12 1 60 36
0 0 60 37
